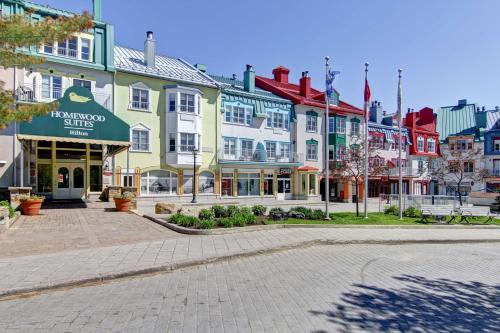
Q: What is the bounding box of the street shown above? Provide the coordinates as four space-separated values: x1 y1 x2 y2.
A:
0 242 498 332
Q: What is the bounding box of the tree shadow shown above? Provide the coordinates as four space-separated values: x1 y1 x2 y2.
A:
310 274 500 333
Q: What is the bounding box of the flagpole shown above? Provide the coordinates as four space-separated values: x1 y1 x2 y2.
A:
324 56 331 220
398 69 403 219
364 62 369 219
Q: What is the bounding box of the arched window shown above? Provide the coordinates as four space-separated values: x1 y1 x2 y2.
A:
198 171 215 194
140 170 178 195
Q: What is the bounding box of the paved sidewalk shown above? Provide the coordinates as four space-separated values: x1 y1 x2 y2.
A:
0 227 499 298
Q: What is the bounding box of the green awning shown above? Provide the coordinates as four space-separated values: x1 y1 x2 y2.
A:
19 86 130 147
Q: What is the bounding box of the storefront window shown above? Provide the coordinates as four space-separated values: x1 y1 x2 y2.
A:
301 174 307 194
198 171 214 194
221 173 233 196
309 174 317 195
90 165 102 192
140 170 178 195
264 173 274 195
238 173 260 196
183 173 194 195
37 164 52 193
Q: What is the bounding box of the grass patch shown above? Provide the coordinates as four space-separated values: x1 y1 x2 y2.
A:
270 213 422 225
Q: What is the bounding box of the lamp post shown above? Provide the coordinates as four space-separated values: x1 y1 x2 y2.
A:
191 148 199 203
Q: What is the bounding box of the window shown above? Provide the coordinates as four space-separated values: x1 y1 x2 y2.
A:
391 158 407 167
306 113 318 132
369 134 384 149
73 79 91 91
131 129 150 152
58 37 78 58
464 161 474 173
43 43 54 54
279 143 291 158
455 139 472 150
122 174 134 187
180 93 195 112
351 120 360 136
309 174 317 195
391 136 406 150
80 38 90 61
224 138 236 157
141 170 178 195
232 106 246 124
417 137 424 151
169 133 176 152
221 172 234 196
328 118 334 134
336 145 346 161
169 93 176 112
41 75 62 100
180 133 195 152
266 111 272 127
131 88 149 110
418 160 425 173
306 141 318 160
266 142 277 159
264 173 274 195
241 140 253 158
266 110 289 130
237 173 260 196
183 171 194 195
199 171 215 194
427 139 436 153
329 146 334 161
495 140 500 151
273 113 284 128
370 157 384 168
225 105 251 125
336 117 346 134
37 164 52 193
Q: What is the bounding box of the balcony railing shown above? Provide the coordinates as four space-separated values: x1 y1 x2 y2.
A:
15 84 112 111
387 167 423 177
57 47 77 58
218 147 302 164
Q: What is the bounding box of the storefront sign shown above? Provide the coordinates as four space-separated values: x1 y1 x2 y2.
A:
20 86 130 144
279 168 292 175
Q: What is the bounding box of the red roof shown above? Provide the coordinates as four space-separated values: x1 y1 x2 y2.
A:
298 166 319 172
255 74 363 116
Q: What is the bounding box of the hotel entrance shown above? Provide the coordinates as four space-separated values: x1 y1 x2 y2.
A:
54 163 85 199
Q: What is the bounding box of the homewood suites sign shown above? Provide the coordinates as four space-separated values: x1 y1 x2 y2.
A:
20 86 129 143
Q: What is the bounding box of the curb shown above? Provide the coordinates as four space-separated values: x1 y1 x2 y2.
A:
1 237 500 301
144 215 500 235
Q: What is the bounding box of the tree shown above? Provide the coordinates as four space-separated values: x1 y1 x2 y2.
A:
430 145 489 205
330 139 377 217
0 9 94 129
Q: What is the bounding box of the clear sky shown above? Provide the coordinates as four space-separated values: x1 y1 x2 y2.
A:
34 0 500 113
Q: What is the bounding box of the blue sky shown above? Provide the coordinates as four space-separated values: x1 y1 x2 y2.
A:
35 0 500 113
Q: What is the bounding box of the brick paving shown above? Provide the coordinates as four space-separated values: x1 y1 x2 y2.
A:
0 242 498 332
0 202 182 258
0 227 498 298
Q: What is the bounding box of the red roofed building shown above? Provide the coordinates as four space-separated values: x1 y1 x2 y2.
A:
256 66 365 202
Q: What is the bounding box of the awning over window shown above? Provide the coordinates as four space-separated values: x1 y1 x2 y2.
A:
19 86 130 149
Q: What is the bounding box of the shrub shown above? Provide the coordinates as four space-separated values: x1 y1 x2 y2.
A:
238 212 257 225
232 214 247 227
198 208 215 220
211 205 226 218
177 216 200 228
225 205 240 217
168 213 185 224
0 201 15 218
252 205 267 216
403 206 421 218
239 206 252 215
196 219 215 229
311 209 326 220
269 207 287 221
291 206 314 219
218 217 234 228
384 205 399 215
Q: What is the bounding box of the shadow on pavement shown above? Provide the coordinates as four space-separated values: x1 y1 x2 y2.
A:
310 274 500 333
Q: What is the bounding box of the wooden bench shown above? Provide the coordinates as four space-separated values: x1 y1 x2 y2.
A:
458 206 494 224
420 205 456 223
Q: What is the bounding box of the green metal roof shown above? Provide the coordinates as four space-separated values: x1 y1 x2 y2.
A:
436 102 482 142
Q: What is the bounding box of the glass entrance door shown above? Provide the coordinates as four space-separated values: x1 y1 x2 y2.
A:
54 164 85 199
277 177 291 199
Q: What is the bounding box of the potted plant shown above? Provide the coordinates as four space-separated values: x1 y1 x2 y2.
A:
18 194 45 216
113 192 135 212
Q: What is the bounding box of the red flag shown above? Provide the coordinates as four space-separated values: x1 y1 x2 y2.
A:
364 78 371 103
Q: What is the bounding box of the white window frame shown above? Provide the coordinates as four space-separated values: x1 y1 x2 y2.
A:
427 139 436 153
57 37 78 58
306 142 318 161
223 137 237 157
495 140 500 152
336 117 346 134
179 133 196 152
417 137 425 152
350 120 360 136
306 113 318 132
130 123 151 153
140 170 178 196
266 142 277 159
224 104 252 126
180 92 196 113
279 142 291 159
41 74 62 101
129 82 151 112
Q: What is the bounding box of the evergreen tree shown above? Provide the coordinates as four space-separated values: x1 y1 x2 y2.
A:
0 9 94 129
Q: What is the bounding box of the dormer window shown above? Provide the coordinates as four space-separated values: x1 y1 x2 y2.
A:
58 37 78 58
417 137 424 151
427 139 436 153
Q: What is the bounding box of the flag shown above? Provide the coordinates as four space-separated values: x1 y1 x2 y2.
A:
364 78 371 118
397 74 402 123
325 69 340 102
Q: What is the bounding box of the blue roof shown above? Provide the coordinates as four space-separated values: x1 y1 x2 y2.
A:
436 102 481 141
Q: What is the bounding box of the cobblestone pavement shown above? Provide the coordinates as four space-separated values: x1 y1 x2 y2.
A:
0 227 499 298
0 203 182 258
0 242 498 332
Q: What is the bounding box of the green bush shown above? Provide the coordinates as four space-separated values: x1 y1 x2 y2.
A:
0 201 15 218
403 206 421 218
311 209 326 220
218 217 234 228
231 214 247 227
252 205 267 216
211 205 226 218
168 213 199 228
196 219 215 229
239 206 252 215
238 212 257 225
198 208 215 220
384 205 399 215
225 205 240 217
168 213 185 224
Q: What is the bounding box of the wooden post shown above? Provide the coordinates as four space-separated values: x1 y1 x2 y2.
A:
233 169 238 196
178 169 184 195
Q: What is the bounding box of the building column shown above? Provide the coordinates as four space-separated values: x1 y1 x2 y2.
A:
342 180 351 202
51 141 56 195
305 173 310 198
178 169 184 195
259 169 264 196
358 180 364 202
116 166 122 186
214 169 220 195
134 168 141 195
233 169 238 196
194 167 200 195
291 168 297 197
273 170 278 195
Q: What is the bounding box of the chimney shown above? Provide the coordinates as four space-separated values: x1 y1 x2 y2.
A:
272 66 290 83
369 101 383 123
243 64 255 93
299 71 311 98
144 31 155 68
93 0 102 21
194 64 206 73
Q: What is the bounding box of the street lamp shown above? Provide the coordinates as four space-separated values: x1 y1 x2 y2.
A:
191 147 199 203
